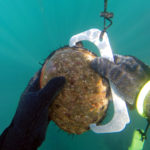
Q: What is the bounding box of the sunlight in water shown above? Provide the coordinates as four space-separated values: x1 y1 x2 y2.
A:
0 0 150 150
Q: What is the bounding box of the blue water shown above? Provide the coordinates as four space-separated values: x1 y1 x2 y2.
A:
0 0 150 149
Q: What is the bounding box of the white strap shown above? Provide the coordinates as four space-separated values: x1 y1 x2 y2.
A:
69 28 130 133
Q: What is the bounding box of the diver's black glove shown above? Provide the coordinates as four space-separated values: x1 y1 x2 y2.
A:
0 72 65 150
91 55 150 107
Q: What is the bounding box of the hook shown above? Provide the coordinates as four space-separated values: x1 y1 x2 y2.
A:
100 0 114 40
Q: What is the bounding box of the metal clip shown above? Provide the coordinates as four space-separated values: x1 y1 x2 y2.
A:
69 29 130 133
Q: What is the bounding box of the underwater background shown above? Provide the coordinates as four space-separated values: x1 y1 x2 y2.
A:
0 0 150 149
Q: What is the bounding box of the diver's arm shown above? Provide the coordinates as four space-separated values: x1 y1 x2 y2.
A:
0 73 65 150
91 55 150 107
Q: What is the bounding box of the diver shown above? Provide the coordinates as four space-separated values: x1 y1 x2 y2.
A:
0 71 65 150
0 54 149 150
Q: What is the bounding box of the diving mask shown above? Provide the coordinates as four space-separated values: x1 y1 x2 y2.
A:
69 29 130 133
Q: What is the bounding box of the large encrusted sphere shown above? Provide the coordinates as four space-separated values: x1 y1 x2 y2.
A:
40 46 109 134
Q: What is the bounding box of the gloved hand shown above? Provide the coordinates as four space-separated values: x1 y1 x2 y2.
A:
0 71 65 150
91 55 150 107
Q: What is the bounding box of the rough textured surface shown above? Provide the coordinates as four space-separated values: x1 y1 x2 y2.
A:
40 46 109 134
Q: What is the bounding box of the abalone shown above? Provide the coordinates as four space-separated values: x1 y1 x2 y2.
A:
40 46 109 134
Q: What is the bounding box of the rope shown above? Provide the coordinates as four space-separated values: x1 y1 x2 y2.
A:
100 0 113 39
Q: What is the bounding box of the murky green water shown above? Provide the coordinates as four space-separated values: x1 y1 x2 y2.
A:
0 0 150 149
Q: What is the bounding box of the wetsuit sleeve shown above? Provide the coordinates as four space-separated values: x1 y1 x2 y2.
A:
91 55 150 107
